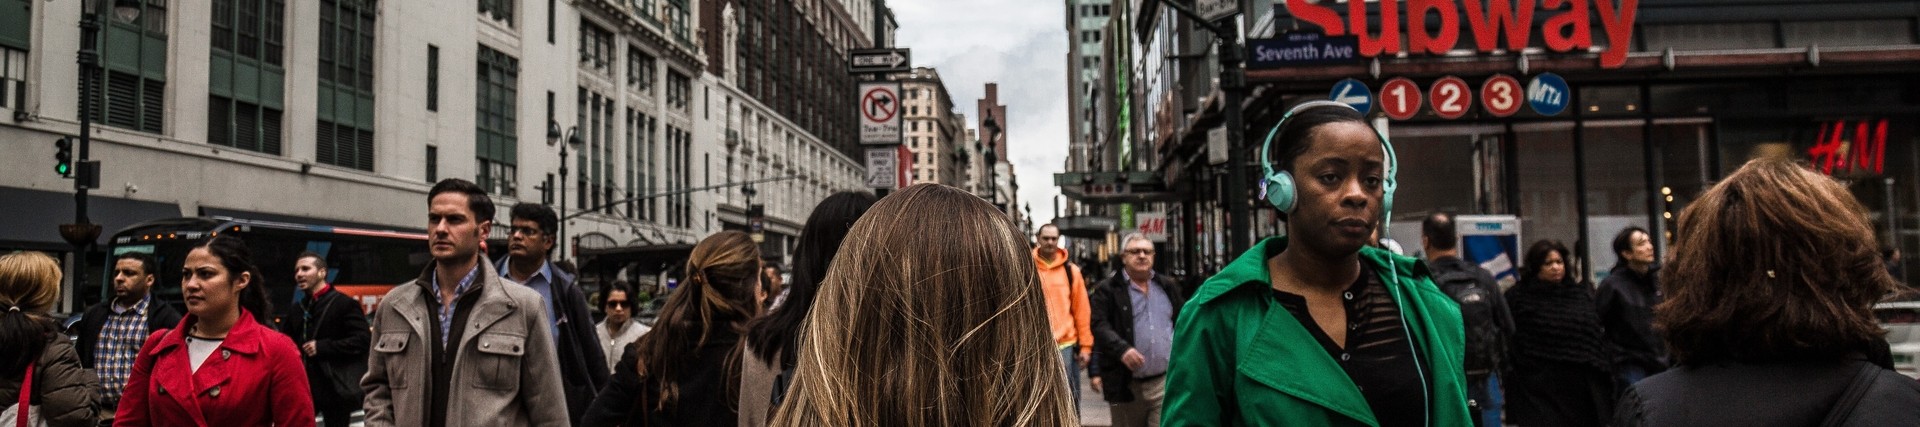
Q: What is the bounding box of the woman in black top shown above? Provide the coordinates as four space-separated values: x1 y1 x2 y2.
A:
1503 239 1613 427
583 231 763 427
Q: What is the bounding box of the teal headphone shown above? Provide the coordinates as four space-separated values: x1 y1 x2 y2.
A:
1258 100 1399 218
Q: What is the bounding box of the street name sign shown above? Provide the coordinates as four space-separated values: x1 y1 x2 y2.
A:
849 48 911 74
858 82 902 145
1197 0 1240 22
1247 33 1361 69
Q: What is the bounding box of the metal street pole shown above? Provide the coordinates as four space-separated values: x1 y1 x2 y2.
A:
60 0 135 299
549 121 581 259
1219 23 1251 255
559 143 568 259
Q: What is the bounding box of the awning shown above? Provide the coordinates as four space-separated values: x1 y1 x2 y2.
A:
1054 216 1121 239
0 186 182 249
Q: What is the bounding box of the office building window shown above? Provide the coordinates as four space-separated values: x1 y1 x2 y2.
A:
208 0 288 155
579 19 612 75
88 0 169 134
476 45 519 196
426 145 439 182
667 71 691 111
427 44 439 111
627 47 654 94
479 0 512 27
316 0 376 170
577 87 615 214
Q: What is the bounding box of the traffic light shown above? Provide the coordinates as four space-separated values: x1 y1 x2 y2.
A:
53 137 73 177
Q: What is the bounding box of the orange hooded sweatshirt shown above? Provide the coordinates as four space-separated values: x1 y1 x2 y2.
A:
1033 247 1092 356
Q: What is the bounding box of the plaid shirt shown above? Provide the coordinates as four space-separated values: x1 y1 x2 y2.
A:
95 295 152 403
430 263 482 349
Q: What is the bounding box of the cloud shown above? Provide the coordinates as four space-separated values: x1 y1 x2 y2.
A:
896 0 1071 225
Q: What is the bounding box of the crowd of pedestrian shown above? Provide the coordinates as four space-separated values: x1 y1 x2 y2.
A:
2 101 1918 427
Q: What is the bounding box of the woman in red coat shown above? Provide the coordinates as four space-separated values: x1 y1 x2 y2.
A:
115 235 314 427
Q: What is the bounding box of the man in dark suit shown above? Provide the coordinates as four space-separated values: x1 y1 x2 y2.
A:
496 202 609 426
1090 233 1189 427
73 251 183 412
279 251 371 427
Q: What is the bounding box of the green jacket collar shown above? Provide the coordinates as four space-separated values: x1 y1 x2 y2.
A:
1189 236 1459 426
1190 236 1430 307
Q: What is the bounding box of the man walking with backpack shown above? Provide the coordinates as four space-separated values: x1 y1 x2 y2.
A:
1423 212 1515 427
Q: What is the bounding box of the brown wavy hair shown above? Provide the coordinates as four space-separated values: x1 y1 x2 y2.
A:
771 184 1076 427
631 230 762 409
1659 159 1899 365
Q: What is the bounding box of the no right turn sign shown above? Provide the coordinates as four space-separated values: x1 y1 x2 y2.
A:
859 82 902 145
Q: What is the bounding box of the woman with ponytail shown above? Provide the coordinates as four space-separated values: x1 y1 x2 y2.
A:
115 235 314 426
584 231 763 426
0 251 100 427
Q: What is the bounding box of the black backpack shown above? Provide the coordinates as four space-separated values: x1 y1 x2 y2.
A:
1436 269 1504 375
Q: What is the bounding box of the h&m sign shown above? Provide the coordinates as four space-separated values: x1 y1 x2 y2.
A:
1282 0 1640 68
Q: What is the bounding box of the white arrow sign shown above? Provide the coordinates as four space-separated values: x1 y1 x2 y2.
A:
852 52 906 68
849 48 912 73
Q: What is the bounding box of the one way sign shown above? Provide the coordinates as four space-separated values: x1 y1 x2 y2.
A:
849 48 911 74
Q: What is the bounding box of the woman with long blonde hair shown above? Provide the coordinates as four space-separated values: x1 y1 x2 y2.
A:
772 183 1077 427
584 230 763 426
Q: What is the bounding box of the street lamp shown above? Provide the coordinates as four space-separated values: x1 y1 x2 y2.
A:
982 115 1003 209
547 120 583 259
61 0 141 299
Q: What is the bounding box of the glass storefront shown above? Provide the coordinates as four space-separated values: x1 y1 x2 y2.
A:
1370 75 1917 282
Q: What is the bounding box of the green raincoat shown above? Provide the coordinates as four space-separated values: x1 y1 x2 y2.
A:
1163 237 1473 426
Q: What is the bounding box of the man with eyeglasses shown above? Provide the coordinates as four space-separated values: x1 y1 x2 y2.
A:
496 202 609 426
1090 232 1188 427
593 280 650 371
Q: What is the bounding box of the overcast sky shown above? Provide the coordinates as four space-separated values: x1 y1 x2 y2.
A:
894 0 1070 227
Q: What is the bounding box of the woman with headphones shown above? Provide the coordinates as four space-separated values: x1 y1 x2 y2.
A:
1163 101 1473 427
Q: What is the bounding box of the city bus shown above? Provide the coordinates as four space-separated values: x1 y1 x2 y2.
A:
101 217 430 325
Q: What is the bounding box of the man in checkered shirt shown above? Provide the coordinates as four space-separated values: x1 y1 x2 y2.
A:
72 252 182 413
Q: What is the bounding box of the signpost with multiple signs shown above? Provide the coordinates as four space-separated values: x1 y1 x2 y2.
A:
849 47 912 191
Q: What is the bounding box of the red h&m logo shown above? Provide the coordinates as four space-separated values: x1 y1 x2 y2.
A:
1808 119 1889 176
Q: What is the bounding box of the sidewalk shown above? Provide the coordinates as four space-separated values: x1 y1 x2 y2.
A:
1078 376 1112 426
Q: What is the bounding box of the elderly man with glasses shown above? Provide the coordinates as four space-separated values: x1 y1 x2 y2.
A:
1089 232 1190 427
